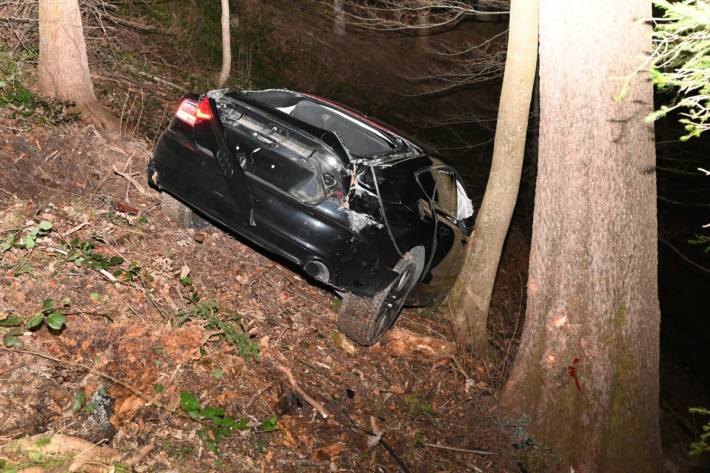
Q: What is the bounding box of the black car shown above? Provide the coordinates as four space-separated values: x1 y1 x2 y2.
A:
148 89 474 345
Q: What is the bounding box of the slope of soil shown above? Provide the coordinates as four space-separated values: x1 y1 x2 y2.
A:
0 120 546 471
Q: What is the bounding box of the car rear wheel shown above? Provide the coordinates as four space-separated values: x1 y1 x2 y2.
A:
337 246 425 346
159 192 209 229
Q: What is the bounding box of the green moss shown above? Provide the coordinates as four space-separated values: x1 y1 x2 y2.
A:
33 436 51 447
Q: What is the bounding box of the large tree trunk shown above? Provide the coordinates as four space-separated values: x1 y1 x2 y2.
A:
447 0 537 355
217 0 232 88
500 0 661 471
38 0 116 130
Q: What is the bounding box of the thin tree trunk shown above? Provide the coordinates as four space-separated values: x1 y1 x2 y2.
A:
38 0 117 130
217 0 232 88
333 0 346 36
416 0 430 49
447 0 537 355
500 0 661 471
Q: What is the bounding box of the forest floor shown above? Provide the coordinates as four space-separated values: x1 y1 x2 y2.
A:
0 120 538 473
0 4 545 472
1 1 708 472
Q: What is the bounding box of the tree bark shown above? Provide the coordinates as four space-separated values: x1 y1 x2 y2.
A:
333 0 346 36
500 0 662 471
416 0 430 49
217 0 232 88
446 0 537 355
38 0 117 130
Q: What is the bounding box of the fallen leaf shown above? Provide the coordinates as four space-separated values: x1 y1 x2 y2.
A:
314 442 346 460
330 331 355 355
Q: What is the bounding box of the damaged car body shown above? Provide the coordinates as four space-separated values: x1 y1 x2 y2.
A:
148 89 474 345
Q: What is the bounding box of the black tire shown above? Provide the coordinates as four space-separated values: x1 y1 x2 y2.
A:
159 192 209 229
337 246 425 346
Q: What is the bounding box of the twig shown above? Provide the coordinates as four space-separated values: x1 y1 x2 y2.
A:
243 382 273 411
63 221 90 237
124 64 186 90
424 442 492 456
0 188 18 199
123 442 155 467
340 411 411 473
112 166 147 195
98 268 118 283
275 363 330 419
0 361 31 378
659 237 710 273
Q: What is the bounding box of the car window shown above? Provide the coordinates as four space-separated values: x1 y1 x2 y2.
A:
290 100 396 156
245 147 325 204
435 170 457 216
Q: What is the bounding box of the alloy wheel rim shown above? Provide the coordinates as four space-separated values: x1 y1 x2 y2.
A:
372 264 415 339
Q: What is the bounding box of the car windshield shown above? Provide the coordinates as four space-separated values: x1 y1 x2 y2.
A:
286 100 397 157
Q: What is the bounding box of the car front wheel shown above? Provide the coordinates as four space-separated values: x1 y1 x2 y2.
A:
337 246 425 346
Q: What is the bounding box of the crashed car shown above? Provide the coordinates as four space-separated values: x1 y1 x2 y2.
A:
148 89 474 346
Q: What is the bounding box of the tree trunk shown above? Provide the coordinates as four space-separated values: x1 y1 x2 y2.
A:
38 0 116 130
217 0 232 88
333 0 346 36
500 0 662 471
447 0 537 355
416 1 430 49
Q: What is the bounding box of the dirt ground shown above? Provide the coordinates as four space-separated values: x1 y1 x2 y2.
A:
0 3 543 471
0 116 545 472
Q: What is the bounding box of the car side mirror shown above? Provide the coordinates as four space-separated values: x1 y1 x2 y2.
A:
459 215 475 235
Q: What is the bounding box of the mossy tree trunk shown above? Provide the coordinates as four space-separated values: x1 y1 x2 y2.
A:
447 0 537 356
38 0 117 131
500 0 662 470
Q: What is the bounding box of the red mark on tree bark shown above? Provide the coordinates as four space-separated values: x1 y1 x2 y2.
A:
567 357 582 392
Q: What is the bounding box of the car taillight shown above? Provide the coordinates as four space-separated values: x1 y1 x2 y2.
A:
175 98 213 126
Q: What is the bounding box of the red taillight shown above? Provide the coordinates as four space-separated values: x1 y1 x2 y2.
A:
175 98 212 126
195 98 213 121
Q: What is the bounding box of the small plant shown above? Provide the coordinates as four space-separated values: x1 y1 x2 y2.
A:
1 314 23 348
65 238 124 272
73 389 86 412
179 274 200 303
258 415 278 433
0 48 78 125
64 238 148 282
0 221 53 257
174 301 260 362
179 391 249 453
1 298 68 347
331 297 342 312
690 407 710 456
403 394 435 420
27 298 67 332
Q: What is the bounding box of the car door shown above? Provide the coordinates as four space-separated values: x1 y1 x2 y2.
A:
432 167 468 285
409 165 468 304
192 98 254 227
204 97 338 265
